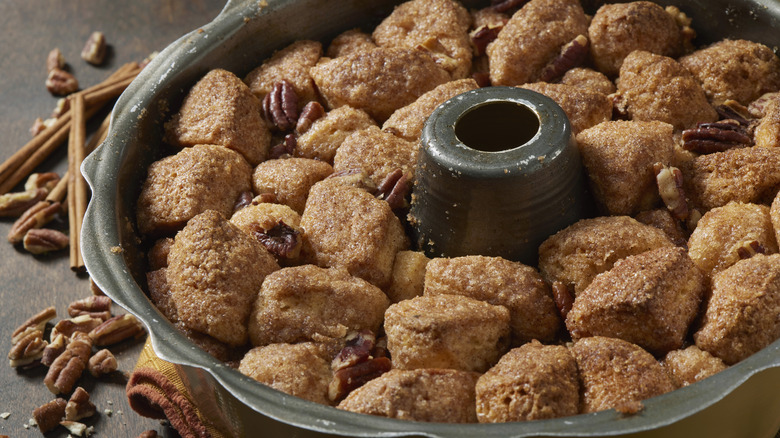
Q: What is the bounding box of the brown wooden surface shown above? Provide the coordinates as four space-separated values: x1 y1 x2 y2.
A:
0 1 226 437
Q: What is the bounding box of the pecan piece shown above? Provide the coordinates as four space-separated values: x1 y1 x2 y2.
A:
51 315 104 340
249 221 302 260
60 420 91 436
233 191 255 213
41 333 68 367
551 281 574 320
23 228 70 254
0 188 48 217
8 328 47 367
736 240 766 260
88 314 145 347
52 97 70 118
25 172 60 192
470 23 504 57
375 169 411 210
262 80 298 132
491 0 531 13
65 387 96 421
332 330 376 371
416 37 459 72
88 348 118 377
252 192 278 205
47 48 65 73
328 357 392 402
8 200 63 244
748 92 780 118
138 431 159 438
715 100 753 126
33 398 67 433
30 118 47 137
295 101 326 134
538 34 589 83
268 133 297 159
46 68 79 96
81 31 107 65
44 332 92 395
681 120 753 154
11 306 56 344
67 295 112 321
653 163 689 221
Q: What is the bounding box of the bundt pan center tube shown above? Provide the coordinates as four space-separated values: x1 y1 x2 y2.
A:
81 0 780 436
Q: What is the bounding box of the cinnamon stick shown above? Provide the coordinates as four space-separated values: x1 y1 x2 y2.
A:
45 170 69 204
68 93 87 273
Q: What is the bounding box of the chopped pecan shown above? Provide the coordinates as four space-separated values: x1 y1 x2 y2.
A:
375 169 411 210
416 37 459 72
470 23 504 57
11 306 56 344
715 100 753 126
41 333 68 367
233 191 255 213
87 349 118 377
665 6 695 49
52 97 70 118
551 281 574 320
252 192 278 205
653 163 689 221
90 279 106 297
44 332 92 395
249 221 302 260
47 48 65 73
748 92 780 118
332 330 376 371
138 431 159 438
67 295 112 321
65 387 96 421
491 0 531 13
60 420 90 436
8 328 47 367
52 315 104 340
681 120 753 154
32 398 67 433
23 228 70 254
25 172 60 192
328 357 392 402
8 200 63 244
268 133 297 159
88 314 145 347
46 68 79 96
686 208 702 232
295 101 326 134
0 188 48 218
30 118 47 137
538 34 589 83
262 80 298 132
81 31 107 65
736 240 766 260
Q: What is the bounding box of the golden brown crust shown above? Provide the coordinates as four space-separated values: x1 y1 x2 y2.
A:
424 255 561 344
244 40 323 108
559 67 616 95
476 341 579 422
326 29 377 59
566 246 706 355
386 250 430 304
519 82 612 135
661 345 728 388
164 69 271 165
634 209 688 247
295 106 376 163
251 157 333 214
337 368 480 422
332 126 419 186
694 253 780 364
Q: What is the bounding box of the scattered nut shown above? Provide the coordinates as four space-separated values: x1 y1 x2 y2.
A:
551 281 574 320
41 333 68 367
51 314 104 340
65 387 96 421
51 97 71 118
23 228 70 254
7 200 63 244
375 168 411 210
88 349 118 377
0 188 48 218
29 117 47 137
233 191 255 213
32 398 66 433
11 306 56 344
268 133 297 159
736 240 766 260
8 327 47 367
60 420 89 436
295 101 326 134
332 330 376 371
249 221 302 260
25 172 60 193
538 34 589 83
46 48 65 73
681 119 753 154
262 79 299 132
138 431 159 438
416 36 459 73
45 68 79 96
44 332 93 395
67 295 112 321
328 357 392 402
470 23 504 57
81 31 107 65
653 163 690 221
88 314 145 347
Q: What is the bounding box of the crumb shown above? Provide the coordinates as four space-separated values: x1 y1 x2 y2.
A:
111 246 124 254
0 412 9 419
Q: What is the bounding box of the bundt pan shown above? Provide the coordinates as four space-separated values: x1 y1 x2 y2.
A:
81 0 780 436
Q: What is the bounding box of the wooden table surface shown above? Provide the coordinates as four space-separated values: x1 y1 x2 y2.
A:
0 1 226 437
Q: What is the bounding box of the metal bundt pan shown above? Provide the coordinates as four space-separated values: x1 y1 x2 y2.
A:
82 0 780 436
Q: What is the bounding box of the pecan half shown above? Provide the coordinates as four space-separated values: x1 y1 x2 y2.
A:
551 281 574 320
249 221 302 260
332 330 376 371
715 100 753 126
25 172 60 192
87 349 118 377
51 315 104 340
295 101 326 134
736 240 766 260
681 120 753 154
653 163 689 221
8 200 63 244
11 306 56 344
67 296 112 321
491 0 531 13
262 80 298 132
88 314 145 347
0 188 48 218
268 133 297 159
470 23 504 57
81 31 107 65
65 387 96 421
47 48 65 73
33 398 67 433
44 332 92 395
375 169 411 210
538 34 589 83
41 333 68 368
23 228 70 254
328 357 392 402
46 68 79 96
8 328 47 367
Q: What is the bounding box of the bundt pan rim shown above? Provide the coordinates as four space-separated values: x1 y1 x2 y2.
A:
81 0 780 436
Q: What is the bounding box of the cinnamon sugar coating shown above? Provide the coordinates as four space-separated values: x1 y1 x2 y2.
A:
252 157 333 214
386 250 429 304
248 265 389 346
487 0 589 86
384 294 511 372
326 29 377 59
588 2 686 77
230 202 302 233
167 210 279 346
661 345 728 388
333 126 419 186
310 47 450 122
476 341 579 422
538 216 675 295
687 202 778 278
164 69 271 165
576 120 675 215
635 209 688 247
136 144 252 236
244 40 322 108
559 67 616 95
566 246 706 356
372 0 472 79
679 39 780 105
520 82 612 135
337 368 480 423
295 106 376 164
424 255 561 344
570 336 675 414
694 254 780 364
